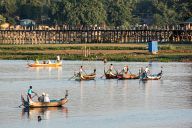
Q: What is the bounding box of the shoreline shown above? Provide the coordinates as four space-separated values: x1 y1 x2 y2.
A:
0 43 191 62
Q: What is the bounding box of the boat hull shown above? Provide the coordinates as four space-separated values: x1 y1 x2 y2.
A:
28 62 62 67
117 73 139 80
105 72 118 79
21 95 68 108
28 98 68 108
140 71 162 80
75 73 96 81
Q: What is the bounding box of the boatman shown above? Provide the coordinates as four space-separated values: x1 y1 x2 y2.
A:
145 66 149 74
56 55 60 62
27 86 36 99
109 64 114 72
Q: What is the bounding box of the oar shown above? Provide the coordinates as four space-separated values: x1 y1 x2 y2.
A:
83 69 87 75
100 74 105 78
68 75 75 80
114 68 119 75
32 92 39 99
128 70 133 75
118 69 123 75
18 93 38 108
18 104 23 108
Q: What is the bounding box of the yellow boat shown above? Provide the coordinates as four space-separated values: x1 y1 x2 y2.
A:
28 61 62 67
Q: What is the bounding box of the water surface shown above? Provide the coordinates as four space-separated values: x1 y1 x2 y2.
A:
0 60 191 128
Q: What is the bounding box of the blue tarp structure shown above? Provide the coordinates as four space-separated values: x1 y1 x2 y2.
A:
148 41 158 54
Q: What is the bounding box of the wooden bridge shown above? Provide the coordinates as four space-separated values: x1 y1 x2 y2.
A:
0 28 191 44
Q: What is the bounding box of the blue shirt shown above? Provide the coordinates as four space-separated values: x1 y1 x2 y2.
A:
28 89 33 94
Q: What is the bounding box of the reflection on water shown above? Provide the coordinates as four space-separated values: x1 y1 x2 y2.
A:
28 67 62 80
21 107 68 120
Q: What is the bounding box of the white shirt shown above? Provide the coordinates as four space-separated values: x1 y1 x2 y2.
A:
79 68 83 73
44 95 50 102
110 65 113 70
57 56 60 61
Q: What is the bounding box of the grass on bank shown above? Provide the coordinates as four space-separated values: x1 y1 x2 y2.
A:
0 43 192 62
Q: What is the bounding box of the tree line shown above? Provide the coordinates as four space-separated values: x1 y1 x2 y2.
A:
0 0 191 27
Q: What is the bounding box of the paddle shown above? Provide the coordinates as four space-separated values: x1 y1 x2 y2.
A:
128 70 133 75
100 74 105 78
68 75 75 80
18 94 26 108
33 92 38 98
18 93 38 108
82 69 87 75
114 68 119 75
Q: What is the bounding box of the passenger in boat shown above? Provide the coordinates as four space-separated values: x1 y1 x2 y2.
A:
27 86 36 99
38 92 45 102
35 59 39 64
44 93 50 102
123 65 129 74
48 60 52 64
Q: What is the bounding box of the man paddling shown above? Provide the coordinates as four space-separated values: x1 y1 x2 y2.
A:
107 64 117 75
27 86 37 99
79 66 87 75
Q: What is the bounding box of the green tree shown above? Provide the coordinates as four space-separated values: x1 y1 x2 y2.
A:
104 0 134 27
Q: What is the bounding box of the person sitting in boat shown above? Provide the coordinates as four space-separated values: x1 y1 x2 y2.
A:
123 65 129 74
38 92 45 102
44 93 50 102
35 59 39 64
27 86 36 99
48 60 52 64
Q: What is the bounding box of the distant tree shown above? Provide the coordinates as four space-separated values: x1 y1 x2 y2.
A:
50 0 106 26
0 0 17 23
105 0 133 27
0 0 192 26
0 14 6 23
152 0 179 26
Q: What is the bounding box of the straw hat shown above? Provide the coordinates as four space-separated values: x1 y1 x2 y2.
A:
42 92 45 96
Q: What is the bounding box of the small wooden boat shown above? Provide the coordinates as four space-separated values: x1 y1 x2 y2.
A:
28 61 62 67
105 72 118 79
117 73 139 80
75 73 96 81
74 69 96 81
140 70 162 80
21 91 68 108
104 68 118 79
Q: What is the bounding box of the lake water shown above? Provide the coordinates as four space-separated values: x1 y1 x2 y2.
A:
0 60 191 128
